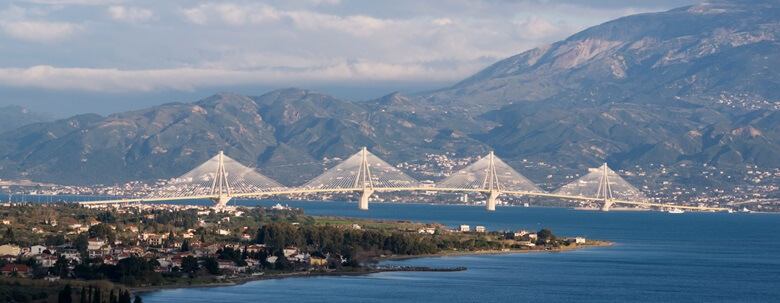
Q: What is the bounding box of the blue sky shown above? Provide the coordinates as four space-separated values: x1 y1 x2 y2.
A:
0 0 700 116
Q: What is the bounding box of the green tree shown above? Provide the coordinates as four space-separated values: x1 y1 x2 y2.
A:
58 284 73 303
119 290 132 303
180 256 199 276
3 227 14 243
91 287 101 303
181 240 189 252
134 295 143 303
88 223 117 243
203 257 220 275
80 287 87 303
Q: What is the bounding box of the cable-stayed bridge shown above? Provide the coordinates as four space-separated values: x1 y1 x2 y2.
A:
78 148 728 212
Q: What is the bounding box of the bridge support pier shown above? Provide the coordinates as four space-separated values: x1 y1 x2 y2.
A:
600 199 613 212
359 189 374 210
487 191 500 211
211 195 232 210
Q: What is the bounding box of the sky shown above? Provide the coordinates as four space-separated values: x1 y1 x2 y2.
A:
0 0 701 117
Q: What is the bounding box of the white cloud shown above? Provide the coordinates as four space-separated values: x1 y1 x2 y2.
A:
108 6 154 22
0 0 690 95
180 3 390 36
0 63 481 92
0 20 82 42
431 18 453 26
15 0 125 5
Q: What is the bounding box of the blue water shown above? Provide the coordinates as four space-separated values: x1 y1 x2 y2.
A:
141 201 780 302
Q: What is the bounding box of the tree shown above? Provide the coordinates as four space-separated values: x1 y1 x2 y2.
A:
181 240 189 252
88 223 117 243
537 228 553 241
92 287 101 303
180 256 199 276
3 227 14 243
110 289 117 303
204 257 220 275
119 290 132 303
80 287 87 303
58 284 73 303
134 295 143 303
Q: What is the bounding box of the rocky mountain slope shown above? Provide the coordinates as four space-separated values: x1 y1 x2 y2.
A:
430 0 779 170
0 89 487 185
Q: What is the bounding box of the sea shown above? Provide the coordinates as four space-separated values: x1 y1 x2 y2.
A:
112 200 779 302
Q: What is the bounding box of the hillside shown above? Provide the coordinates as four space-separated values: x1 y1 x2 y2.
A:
427 0 779 170
0 89 487 185
0 105 54 134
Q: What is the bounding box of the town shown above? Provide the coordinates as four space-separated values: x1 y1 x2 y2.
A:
0 202 600 302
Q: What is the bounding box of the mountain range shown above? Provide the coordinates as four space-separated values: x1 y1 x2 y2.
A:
0 0 776 188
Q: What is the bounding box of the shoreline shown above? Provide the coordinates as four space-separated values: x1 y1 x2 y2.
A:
131 241 612 294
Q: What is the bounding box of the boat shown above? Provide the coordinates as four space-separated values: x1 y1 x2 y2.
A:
668 208 685 214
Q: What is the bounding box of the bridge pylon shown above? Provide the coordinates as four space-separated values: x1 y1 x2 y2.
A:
355 147 375 210
210 151 232 209
554 163 647 211
145 150 285 209
438 151 543 211
302 147 419 210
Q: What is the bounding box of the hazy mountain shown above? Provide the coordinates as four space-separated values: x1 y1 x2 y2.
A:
0 89 488 185
425 0 778 111
428 0 779 170
0 105 54 134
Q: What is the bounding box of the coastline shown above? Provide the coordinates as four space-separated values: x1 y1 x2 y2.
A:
131 241 612 294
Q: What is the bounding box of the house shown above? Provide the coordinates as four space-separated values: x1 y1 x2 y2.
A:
513 230 530 239
217 229 230 236
143 234 165 246
309 256 327 267
30 245 50 255
125 226 139 233
182 232 194 239
266 256 278 264
0 219 10 225
459 225 470 232
527 233 538 240
246 244 266 253
351 224 361 230
0 255 16 262
566 237 586 244
87 238 105 250
283 247 298 258
1 264 31 276
475 226 486 233
69 223 82 229
240 234 252 241
35 254 58 267
217 260 235 269
418 227 436 234
288 253 310 263
0 244 20 256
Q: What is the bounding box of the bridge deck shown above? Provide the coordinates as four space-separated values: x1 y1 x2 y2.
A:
77 187 729 212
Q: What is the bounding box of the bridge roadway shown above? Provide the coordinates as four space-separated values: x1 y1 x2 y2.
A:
77 187 730 212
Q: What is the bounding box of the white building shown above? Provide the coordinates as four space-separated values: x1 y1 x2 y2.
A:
459 225 470 232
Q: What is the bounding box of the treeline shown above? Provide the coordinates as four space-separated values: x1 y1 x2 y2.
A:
74 257 164 287
256 222 520 259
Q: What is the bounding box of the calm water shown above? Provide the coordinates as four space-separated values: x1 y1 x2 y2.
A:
141 201 780 303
